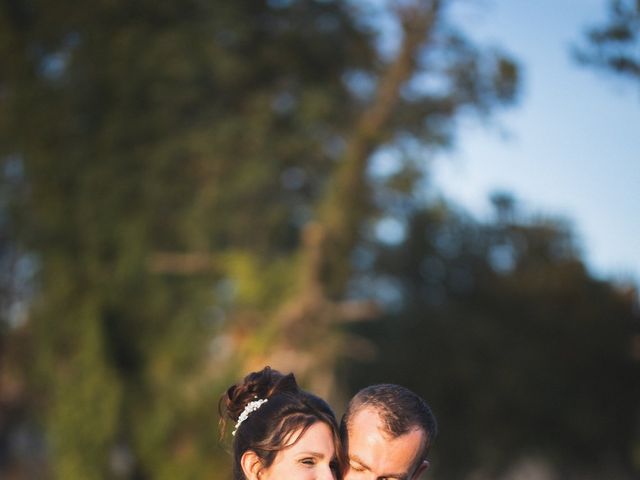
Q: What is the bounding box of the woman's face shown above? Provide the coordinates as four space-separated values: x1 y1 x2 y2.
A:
261 421 338 480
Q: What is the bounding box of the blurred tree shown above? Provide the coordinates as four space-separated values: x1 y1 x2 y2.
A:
0 0 519 478
575 0 640 83
0 140 42 477
342 197 640 479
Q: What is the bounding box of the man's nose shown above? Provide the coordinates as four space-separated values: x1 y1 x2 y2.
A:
342 469 374 480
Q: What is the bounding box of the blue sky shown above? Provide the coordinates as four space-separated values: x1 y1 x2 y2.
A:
431 0 640 285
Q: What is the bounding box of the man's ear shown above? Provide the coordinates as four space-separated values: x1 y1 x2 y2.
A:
410 460 430 479
240 450 264 480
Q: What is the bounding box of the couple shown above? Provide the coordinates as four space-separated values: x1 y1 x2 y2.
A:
219 366 437 479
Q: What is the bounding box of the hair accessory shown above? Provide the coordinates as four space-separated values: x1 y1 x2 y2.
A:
232 397 268 436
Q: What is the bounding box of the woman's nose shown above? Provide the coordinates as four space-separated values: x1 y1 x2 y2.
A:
317 463 336 480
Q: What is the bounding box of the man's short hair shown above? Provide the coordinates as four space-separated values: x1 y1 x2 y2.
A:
341 384 437 459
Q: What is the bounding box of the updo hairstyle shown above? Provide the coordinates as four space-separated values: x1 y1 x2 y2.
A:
219 366 344 480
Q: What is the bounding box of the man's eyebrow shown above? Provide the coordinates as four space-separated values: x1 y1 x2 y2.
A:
348 454 370 469
350 455 408 479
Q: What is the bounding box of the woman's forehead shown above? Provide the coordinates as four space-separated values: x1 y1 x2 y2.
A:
283 422 336 454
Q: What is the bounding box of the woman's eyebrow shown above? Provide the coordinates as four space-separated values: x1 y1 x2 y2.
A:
297 451 325 458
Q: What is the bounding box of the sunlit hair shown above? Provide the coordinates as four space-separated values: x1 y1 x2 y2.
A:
341 384 437 471
219 366 345 479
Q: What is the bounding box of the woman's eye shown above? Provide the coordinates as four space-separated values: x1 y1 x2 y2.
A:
301 457 316 466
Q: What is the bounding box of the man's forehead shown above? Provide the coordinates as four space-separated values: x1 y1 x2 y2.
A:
349 405 383 427
347 406 425 476
348 407 424 443
349 406 421 438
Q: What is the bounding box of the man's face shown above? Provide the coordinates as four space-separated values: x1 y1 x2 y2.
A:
343 407 427 480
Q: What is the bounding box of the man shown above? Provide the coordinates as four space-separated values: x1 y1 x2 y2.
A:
341 384 437 480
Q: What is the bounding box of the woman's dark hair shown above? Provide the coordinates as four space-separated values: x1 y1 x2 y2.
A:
219 366 344 479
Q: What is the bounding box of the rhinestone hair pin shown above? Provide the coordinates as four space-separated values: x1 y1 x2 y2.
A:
232 397 268 436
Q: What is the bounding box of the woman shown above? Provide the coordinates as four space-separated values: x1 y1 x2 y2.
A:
219 366 345 480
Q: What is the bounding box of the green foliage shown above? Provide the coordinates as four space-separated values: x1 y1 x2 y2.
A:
342 200 640 479
0 0 528 478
